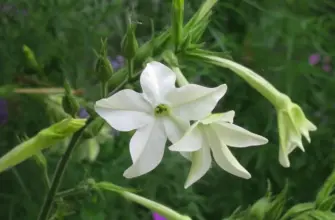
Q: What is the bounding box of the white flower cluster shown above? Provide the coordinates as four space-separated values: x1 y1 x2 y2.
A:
95 61 268 188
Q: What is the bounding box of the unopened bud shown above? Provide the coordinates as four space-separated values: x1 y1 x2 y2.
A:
62 80 80 117
121 23 138 60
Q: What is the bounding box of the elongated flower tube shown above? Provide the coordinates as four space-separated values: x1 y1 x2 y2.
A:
190 52 317 168
95 61 227 178
169 111 268 188
95 181 192 220
0 118 86 173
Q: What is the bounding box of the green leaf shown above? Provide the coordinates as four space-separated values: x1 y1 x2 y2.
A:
307 210 335 220
183 0 217 44
172 0 184 50
317 195 335 211
246 197 271 220
280 203 314 220
264 182 288 220
316 170 335 209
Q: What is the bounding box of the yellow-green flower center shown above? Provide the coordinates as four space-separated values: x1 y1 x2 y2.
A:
154 104 170 116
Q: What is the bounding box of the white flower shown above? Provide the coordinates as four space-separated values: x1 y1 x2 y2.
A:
277 102 317 167
169 111 268 188
94 61 227 178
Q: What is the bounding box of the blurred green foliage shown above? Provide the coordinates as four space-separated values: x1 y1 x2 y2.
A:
0 0 335 219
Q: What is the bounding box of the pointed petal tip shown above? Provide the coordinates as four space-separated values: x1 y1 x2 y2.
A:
184 180 193 189
123 165 140 179
244 173 252 179
261 137 269 145
279 159 290 168
217 84 228 96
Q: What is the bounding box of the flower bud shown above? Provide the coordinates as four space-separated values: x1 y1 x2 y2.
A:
95 55 114 82
22 45 42 74
121 23 138 60
0 118 86 173
62 80 80 117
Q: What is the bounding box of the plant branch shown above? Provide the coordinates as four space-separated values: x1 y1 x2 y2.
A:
37 119 92 220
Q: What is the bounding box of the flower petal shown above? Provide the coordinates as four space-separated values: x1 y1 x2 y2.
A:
169 121 202 152
162 115 190 143
212 122 268 148
167 84 227 120
95 89 153 131
124 119 167 178
278 111 304 167
140 61 176 106
290 104 317 143
206 126 251 179
180 152 191 161
201 111 235 125
184 144 212 188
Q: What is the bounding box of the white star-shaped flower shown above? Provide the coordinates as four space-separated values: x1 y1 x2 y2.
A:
169 111 268 188
95 61 227 178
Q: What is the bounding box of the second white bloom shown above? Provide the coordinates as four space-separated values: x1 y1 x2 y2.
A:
169 111 268 188
95 61 227 178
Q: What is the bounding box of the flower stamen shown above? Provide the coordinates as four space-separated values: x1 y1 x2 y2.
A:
154 104 170 116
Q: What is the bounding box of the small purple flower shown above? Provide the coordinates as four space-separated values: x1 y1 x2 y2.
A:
152 213 166 220
78 107 89 118
110 60 121 70
309 53 321 65
116 55 125 65
0 99 8 124
322 64 332 72
108 55 125 71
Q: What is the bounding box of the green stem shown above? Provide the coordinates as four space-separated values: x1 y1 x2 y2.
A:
95 181 191 220
171 66 189 86
127 59 134 78
56 187 86 198
101 82 108 98
190 52 288 109
37 119 92 220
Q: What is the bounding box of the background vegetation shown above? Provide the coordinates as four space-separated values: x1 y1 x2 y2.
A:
0 0 334 219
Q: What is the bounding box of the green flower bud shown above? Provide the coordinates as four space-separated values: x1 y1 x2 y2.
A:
62 80 80 117
95 55 114 82
94 39 114 83
22 45 42 74
121 23 139 60
0 118 86 173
